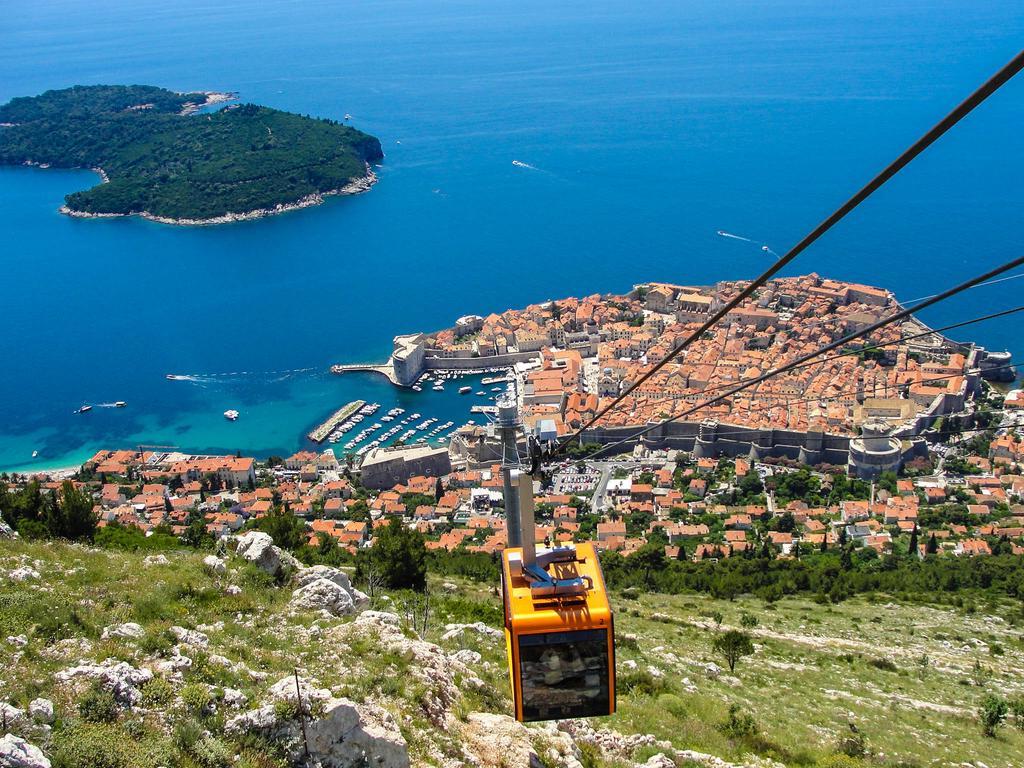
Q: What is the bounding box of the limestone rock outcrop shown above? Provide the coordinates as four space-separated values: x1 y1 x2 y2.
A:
54 659 152 706
0 735 50 768
234 531 299 578
226 674 409 768
289 578 355 617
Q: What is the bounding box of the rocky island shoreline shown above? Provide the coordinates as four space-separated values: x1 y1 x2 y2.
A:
57 164 378 226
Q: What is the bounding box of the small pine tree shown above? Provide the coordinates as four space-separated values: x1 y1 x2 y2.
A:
908 525 918 556
926 532 939 555
980 693 1008 737
712 629 755 673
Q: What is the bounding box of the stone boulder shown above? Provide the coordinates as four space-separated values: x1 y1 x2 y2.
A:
202 555 226 575
7 568 39 582
0 516 16 539
0 704 28 730
293 565 369 609
267 675 332 708
27 700 53 725
226 675 409 768
294 564 352 591
306 698 409 768
55 659 152 706
235 531 298 578
0 735 50 768
451 649 482 666
440 622 503 642
290 578 355 617
100 623 145 641
143 554 169 566
169 626 209 648
461 712 542 768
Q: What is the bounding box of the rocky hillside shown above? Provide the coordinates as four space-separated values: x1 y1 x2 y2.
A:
1 536 1022 767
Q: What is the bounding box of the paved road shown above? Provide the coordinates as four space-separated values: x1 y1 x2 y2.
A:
583 459 668 514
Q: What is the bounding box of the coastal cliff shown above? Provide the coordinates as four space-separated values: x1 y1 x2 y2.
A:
0 85 383 225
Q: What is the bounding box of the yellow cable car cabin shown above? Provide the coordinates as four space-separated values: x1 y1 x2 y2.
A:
501 541 615 722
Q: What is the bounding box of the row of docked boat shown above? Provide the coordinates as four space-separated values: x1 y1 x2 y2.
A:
411 366 514 393
343 411 467 454
326 402 383 443
345 411 422 451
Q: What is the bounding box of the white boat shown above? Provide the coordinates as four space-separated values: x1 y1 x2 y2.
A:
459 386 472 394
475 391 486 396
114 401 127 407
224 409 239 421
31 450 38 458
412 385 422 392
76 405 92 414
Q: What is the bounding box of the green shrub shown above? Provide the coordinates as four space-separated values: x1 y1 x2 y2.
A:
719 703 758 738
191 736 232 768
1010 696 1024 730
656 693 687 719
172 718 204 752
78 685 118 723
141 676 175 708
618 669 669 697
139 628 176 658
181 683 213 716
52 722 174 768
618 634 640 651
835 723 867 757
979 693 1008 737
272 698 300 722
739 612 759 628
868 657 898 672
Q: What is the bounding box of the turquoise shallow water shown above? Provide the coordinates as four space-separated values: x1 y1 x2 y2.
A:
1 0 1023 472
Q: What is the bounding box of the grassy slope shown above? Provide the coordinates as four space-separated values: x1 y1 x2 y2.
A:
1 540 1022 767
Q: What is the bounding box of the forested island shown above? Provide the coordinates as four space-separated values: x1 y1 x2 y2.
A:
0 85 384 224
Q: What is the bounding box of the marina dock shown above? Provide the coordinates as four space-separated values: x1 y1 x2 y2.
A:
308 400 365 443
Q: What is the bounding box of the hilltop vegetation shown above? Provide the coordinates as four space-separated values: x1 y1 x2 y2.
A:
0 85 383 222
2 537 1023 768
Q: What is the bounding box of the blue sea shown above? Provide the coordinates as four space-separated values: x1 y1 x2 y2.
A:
1 0 1022 472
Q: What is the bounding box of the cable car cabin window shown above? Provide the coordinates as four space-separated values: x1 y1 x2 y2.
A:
518 628 610 721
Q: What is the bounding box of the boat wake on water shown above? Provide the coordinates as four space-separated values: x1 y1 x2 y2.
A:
511 159 538 170
716 230 755 242
717 230 779 258
165 367 321 385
